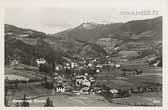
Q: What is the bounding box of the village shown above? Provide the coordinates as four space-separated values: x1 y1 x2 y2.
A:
5 54 162 106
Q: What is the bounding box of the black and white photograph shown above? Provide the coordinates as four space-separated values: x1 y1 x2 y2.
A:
3 0 165 107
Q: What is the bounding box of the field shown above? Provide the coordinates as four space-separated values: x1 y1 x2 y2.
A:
94 65 162 106
95 67 162 89
5 64 119 106
5 64 162 106
6 85 122 107
6 86 51 106
5 64 47 81
111 92 162 106
30 94 121 106
118 50 139 58
15 37 38 45
95 66 162 89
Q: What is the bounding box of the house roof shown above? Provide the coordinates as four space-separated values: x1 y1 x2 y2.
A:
57 85 64 88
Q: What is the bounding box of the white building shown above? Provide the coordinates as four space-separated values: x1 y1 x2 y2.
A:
55 66 60 71
36 58 46 66
10 59 19 65
19 34 29 37
110 89 118 94
115 64 121 68
88 63 92 67
109 89 119 97
71 62 78 68
56 85 65 92
96 64 103 68
96 69 100 73
89 77 95 83
84 73 88 76
5 32 13 35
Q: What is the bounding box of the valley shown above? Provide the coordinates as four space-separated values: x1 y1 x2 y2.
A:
5 16 162 107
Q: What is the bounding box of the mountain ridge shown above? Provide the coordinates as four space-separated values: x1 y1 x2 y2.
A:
5 16 162 66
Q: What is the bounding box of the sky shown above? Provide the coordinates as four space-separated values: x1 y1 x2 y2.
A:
4 0 163 34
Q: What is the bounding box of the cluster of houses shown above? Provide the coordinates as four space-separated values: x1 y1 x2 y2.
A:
33 56 160 96
51 71 97 95
73 73 96 95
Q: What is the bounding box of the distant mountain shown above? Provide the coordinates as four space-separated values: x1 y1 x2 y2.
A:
119 16 162 35
54 17 161 42
5 16 162 66
53 16 161 57
5 24 107 65
53 22 123 42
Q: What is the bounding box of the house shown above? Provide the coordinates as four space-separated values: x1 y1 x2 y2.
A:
94 87 102 94
19 34 29 37
153 60 160 67
75 75 84 87
76 78 83 87
56 85 65 92
55 64 63 71
114 46 120 50
36 58 46 66
71 62 78 68
88 63 93 67
89 77 95 86
109 89 119 97
96 69 100 73
10 59 19 65
75 75 89 87
5 32 13 35
80 87 90 95
55 66 59 71
82 79 91 87
54 75 63 82
84 73 88 76
115 64 121 68
89 77 94 81
96 64 103 68
73 90 81 95
53 72 58 77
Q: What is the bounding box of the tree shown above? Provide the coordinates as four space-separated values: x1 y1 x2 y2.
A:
5 87 8 106
15 79 19 89
65 68 71 79
39 63 50 73
21 94 29 107
44 97 53 107
44 76 48 88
